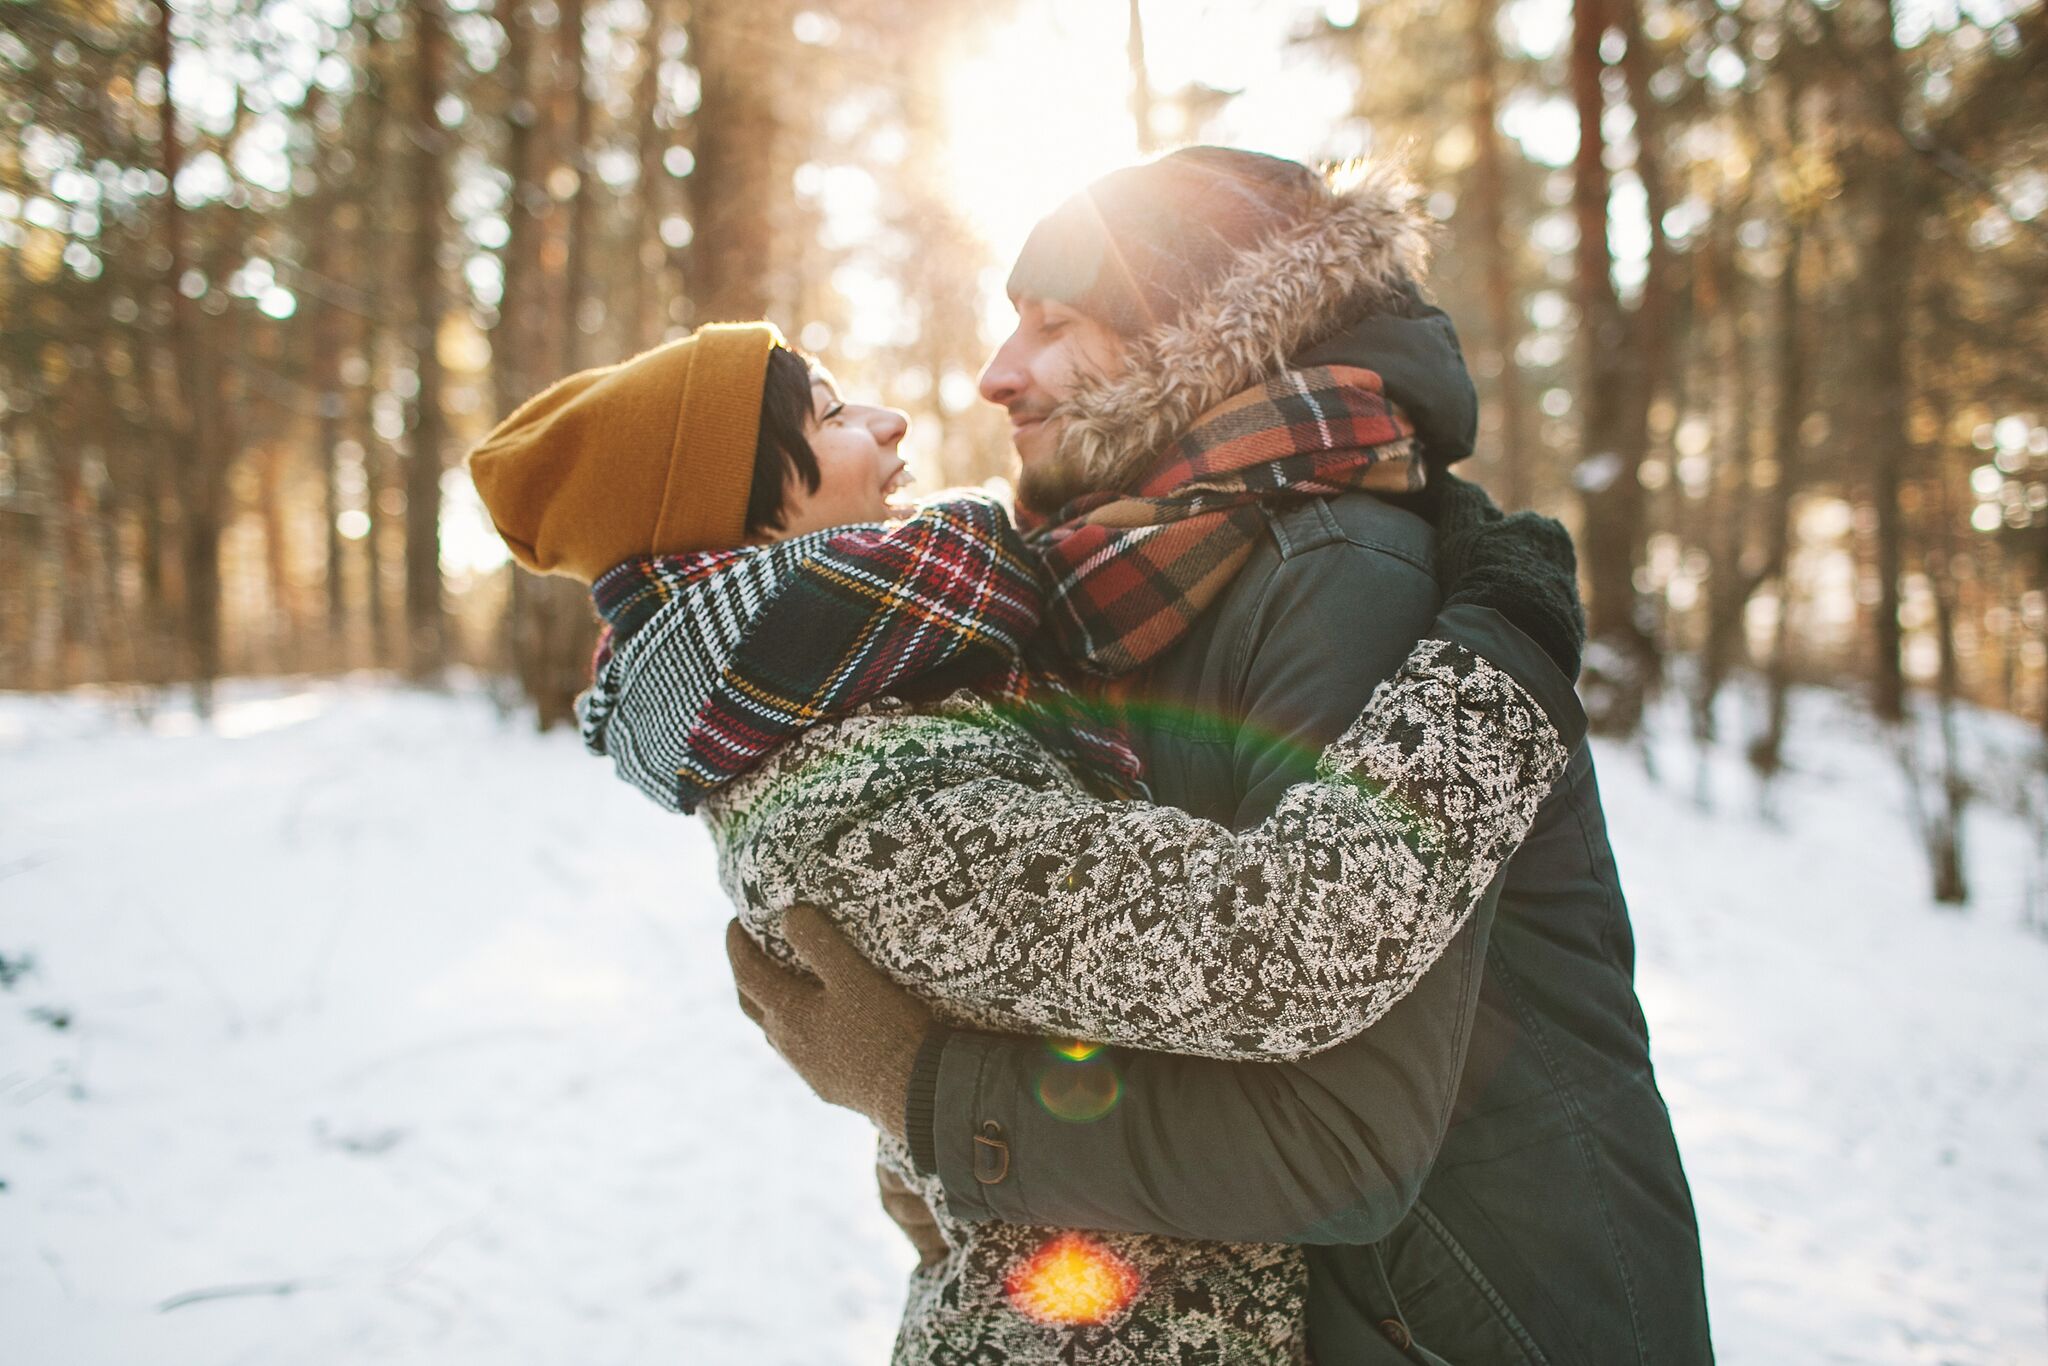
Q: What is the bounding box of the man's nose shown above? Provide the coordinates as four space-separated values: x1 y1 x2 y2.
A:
978 332 1028 407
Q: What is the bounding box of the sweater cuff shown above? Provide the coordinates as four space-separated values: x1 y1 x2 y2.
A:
1431 602 1589 755
904 1024 951 1176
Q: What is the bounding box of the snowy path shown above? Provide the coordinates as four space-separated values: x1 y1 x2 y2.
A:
2 680 2044 1365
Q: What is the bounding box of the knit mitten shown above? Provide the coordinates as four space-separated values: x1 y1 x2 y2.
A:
1428 472 1587 680
728 905 931 1143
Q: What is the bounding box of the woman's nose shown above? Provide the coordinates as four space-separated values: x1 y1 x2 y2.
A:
871 406 909 447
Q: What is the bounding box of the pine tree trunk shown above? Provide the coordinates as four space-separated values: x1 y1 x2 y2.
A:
686 0 788 323
404 0 449 679
558 0 595 373
1864 0 1917 723
1615 0 1673 469
139 443 172 685
633 1 671 349
495 0 598 730
358 311 393 669
1693 210 1757 792
1927 553 1970 904
497 0 541 419
312 185 349 660
1750 214 1808 794
352 16 395 670
154 0 222 715
1570 0 1655 733
1469 0 1531 509
255 442 296 673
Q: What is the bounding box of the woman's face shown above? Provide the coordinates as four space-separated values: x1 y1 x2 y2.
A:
765 375 914 540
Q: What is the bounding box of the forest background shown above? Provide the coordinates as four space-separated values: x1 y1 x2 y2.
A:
5 1 2048 1360
3 0 2046 909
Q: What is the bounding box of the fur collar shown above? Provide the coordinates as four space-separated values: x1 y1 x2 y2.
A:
1051 159 1437 495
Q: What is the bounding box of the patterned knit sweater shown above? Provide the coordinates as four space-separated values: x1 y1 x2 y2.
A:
581 502 1572 1365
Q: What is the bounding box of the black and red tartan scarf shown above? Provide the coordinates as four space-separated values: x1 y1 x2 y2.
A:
1030 364 1424 680
578 495 1144 814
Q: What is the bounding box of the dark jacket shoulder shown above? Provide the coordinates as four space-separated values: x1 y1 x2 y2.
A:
1217 489 1438 691
1133 490 1439 830
1253 488 1434 569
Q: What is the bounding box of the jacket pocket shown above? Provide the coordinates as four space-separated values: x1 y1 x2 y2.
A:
1374 1200 1550 1365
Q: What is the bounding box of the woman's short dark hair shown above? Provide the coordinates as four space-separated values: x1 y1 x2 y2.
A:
745 344 822 538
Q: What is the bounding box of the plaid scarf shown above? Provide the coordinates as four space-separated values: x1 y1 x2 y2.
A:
578 495 1144 813
1031 365 1425 679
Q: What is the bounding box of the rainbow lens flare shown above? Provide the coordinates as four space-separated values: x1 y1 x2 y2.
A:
1035 1054 1123 1122
1004 1231 1142 1325
1046 1037 1103 1062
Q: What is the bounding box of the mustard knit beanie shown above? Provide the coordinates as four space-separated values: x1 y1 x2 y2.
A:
467 321 785 583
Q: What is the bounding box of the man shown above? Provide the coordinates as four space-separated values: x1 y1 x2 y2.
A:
736 148 1712 1362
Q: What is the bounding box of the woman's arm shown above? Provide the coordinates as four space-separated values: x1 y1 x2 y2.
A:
724 483 1597 1239
713 626 1569 1063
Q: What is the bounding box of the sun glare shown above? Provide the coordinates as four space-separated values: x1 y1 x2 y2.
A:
1005 1232 1143 1326
938 4 1141 279
932 1 1353 343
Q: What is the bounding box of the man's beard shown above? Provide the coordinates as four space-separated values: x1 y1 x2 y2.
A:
1014 434 1099 522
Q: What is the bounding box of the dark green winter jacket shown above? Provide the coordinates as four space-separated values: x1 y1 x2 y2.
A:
905 158 1712 1361
913 488 1712 1363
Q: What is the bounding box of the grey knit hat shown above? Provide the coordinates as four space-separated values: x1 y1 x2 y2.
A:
1005 147 1334 336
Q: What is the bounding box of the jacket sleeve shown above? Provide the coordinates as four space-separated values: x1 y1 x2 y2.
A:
919 540 1587 1244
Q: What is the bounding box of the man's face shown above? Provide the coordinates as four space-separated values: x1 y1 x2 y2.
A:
977 296 1128 518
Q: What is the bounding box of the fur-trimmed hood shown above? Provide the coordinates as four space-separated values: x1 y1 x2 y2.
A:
1050 158 1477 497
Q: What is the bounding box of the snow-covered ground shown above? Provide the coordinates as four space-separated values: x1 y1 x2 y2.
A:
2 677 2044 1365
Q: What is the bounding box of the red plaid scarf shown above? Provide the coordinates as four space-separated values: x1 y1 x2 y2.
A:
582 497 1144 810
1031 365 1424 679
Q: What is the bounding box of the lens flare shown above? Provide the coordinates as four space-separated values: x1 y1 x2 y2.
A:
1005 1232 1142 1326
1035 1054 1123 1122
1046 1037 1103 1062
